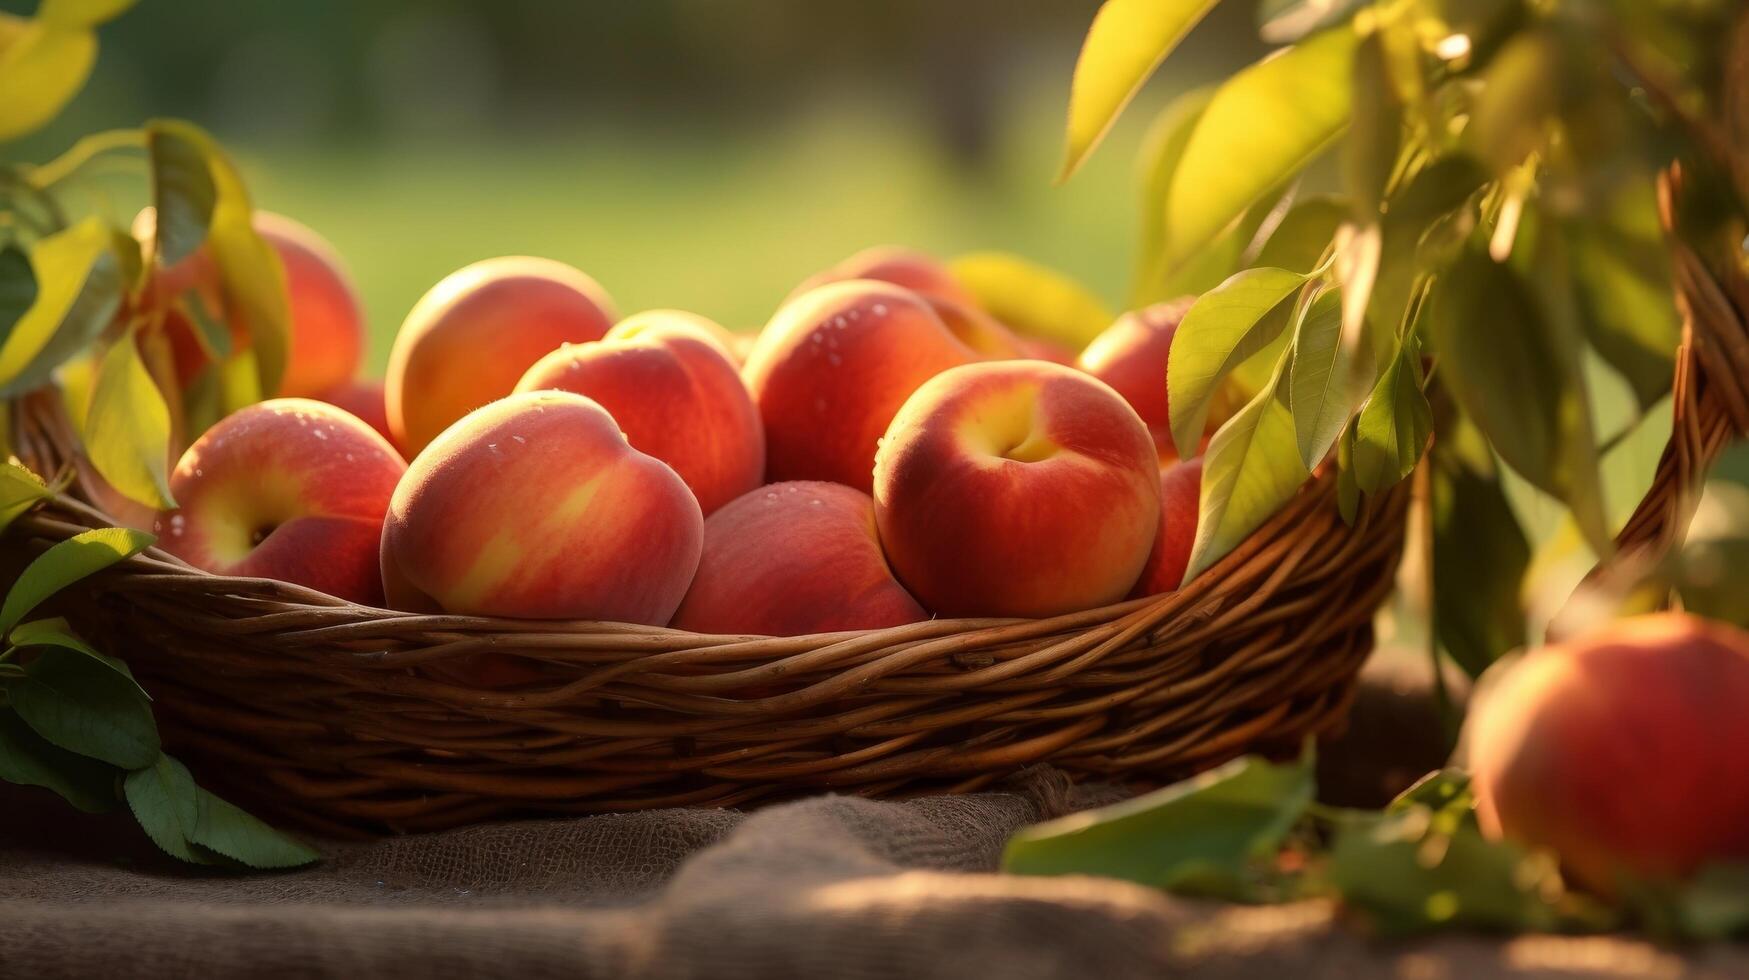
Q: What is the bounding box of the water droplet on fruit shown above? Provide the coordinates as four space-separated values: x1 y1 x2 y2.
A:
766 491 778 501
827 353 842 366
313 429 328 440
872 304 888 316
193 468 204 478
488 443 499 452
785 485 798 493
810 498 822 506
811 334 824 345
512 435 526 444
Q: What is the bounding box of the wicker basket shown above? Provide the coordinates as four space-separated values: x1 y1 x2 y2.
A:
1601 165 1749 567
5 380 1410 834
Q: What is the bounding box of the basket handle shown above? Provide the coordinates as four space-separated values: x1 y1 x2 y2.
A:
1587 163 1749 584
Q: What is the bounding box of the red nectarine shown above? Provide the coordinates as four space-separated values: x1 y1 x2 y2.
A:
1468 613 1749 894
672 481 928 636
873 360 1161 618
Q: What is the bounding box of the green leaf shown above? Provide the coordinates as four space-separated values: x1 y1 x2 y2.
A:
1184 365 1312 582
9 648 159 769
123 753 204 863
147 120 291 397
1259 0 1365 44
1432 457 1528 677
189 785 320 869
0 217 125 396
38 0 137 29
1004 752 1313 898
0 707 117 813
1626 864 1749 941
1253 194 1346 273
1387 768 1473 815
948 252 1113 349
1351 335 1430 493
1288 287 1364 469
0 244 37 349
1132 86 1216 302
1057 0 1224 181
1566 219 1678 410
1345 32 1402 222
1153 189 1292 306
82 331 175 509
1159 25 1359 272
0 525 155 634
0 460 53 533
1465 30 1574 175
1329 805 1573 935
1336 426 1360 525
10 616 143 693
1166 266 1306 457
1426 248 1606 550
0 13 96 143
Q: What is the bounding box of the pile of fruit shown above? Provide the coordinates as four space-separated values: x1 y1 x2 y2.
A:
136 213 1211 637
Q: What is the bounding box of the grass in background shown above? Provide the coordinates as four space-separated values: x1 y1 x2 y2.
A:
238 87 1151 376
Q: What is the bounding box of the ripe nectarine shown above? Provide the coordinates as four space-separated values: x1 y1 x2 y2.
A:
385 256 618 455
873 360 1161 618
1077 298 1194 456
515 319 764 515
672 481 928 636
136 209 365 399
158 398 405 605
1130 458 1202 597
742 280 976 492
1468 613 1749 894
789 245 979 310
379 390 702 624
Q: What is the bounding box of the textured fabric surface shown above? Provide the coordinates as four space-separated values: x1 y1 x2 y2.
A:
3 662 1741 979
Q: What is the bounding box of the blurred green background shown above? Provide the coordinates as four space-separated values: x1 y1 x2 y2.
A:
6 0 1270 375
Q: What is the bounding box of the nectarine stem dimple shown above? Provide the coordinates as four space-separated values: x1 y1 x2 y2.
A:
999 428 1059 464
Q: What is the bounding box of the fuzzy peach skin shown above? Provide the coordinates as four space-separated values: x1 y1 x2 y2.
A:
380 390 702 623
742 280 977 492
671 481 928 636
789 245 980 310
315 379 395 449
873 360 1161 618
1129 458 1202 597
514 320 763 515
157 399 405 605
135 209 365 397
1076 297 1195 455
385 256 618 455
606 309 743 364
1467 613 1749 895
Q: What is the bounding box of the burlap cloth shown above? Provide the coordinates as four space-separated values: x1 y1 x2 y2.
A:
3 658 1743 979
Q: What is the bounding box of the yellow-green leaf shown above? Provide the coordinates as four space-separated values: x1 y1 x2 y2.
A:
1184 366 1311 583
1160 26 1359 273
1351 336 1431 493
1058 0 1224 182
38 0 137 29
0 460 53 532
0 216 123 396
0 525 153 634
82 333 175 509
0 14 96 143
1166 266 1307 457
1133 86 1215 302
146 120 290 397
1287 288 1366 469
949 252 1113 349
